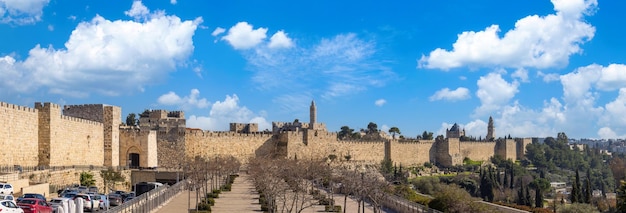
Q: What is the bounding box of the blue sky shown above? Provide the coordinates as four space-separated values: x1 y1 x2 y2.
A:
2 0 626 139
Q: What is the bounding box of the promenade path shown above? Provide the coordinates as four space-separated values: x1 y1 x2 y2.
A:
153 173 261 213
210 173 261 212
153 173 384 213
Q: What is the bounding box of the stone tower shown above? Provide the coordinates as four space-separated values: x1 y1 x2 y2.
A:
487 116 495 140
309 100 316 129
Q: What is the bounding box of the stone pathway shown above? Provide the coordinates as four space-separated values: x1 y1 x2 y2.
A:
211 174 262 212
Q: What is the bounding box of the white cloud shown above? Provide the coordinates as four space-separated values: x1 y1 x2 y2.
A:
170 0 177 5
125 1 150 20
475 72 519 116
429 87 470 102
47 24 53 31
0 2 201 97
511 68 529 83
268 30 293 49
537 71 560 82
186 94 271 131
157 89 210 110
463 63 626 139
243 33 395 112
0 0 49 25
375 99 386 107
221 22 267 49
597 127 626 139
418 0 596 70
211 27 225 36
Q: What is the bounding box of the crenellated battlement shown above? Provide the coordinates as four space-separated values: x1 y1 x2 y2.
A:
63 104 104 109
338 139 386 144
34 102 61 109
59 115 103 126
186 129 273 138
0 101 37 113
397 139 436 144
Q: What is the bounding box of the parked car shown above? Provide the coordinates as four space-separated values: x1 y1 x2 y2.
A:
48 198 71 213
58 188 79 197
96 194 109 210
0 183 14 194
60 193 77 199
88 186 98 194
72 193 99 212
16 194 46 203
0 200 23 213
17 198 52 213
77 186 88 193
0 194 15 201
107 194 122 206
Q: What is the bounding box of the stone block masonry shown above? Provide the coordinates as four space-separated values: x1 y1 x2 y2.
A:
0 102 39 166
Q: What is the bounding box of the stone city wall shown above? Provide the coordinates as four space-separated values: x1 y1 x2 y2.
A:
184 130 275 165
390 140 436 166
459 141 497 162
62 104 105 122
0 102 39 166
119 128 157 168
36 102 104 167
104 106 121 167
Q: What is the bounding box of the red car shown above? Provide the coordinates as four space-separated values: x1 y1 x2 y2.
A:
17 198 52 213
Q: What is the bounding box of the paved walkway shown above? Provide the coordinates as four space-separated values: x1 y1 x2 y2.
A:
153 174 384 213
211 174 261 212
153 189 197 213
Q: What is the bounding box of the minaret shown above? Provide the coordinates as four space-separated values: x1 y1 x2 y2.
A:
309 100 316 129
487 116 495 140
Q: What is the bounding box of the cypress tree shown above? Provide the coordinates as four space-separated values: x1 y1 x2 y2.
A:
525 185 532 207
571 169 581 203
535 185 543 208
584 169 592 204
510 167 515 189
503 167 509 187
517 184 525 205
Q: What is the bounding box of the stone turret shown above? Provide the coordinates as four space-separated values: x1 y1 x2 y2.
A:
309 100 316 129
487 116 495 140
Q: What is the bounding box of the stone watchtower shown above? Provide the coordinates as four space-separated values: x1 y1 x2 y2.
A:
487 116 495 141
309 100 316 129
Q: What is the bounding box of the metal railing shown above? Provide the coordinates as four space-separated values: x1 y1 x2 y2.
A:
0 165 134 174
105 180 187 213
382 194 443 213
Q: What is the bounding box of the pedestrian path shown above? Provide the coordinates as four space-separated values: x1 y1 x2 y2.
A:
153 189 197 213
211 173 261 212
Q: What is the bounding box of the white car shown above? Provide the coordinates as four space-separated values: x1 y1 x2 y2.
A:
0 194 15 201
73 193 100 212
0 183 13 194
49 198 71 213
0 200 24 213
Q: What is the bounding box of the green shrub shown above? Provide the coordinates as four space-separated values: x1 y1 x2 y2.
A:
324 205 341 212
318 197 334 206
222 184 232 191
212 189 221 194
197 202 211 211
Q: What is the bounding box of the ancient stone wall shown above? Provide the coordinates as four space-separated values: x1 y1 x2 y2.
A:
184 130 275 165
0 102 39 166
459 141 496 161
495 139 517 160
104 106 121 167
36 103 104 167
62 104 105 122
119 127 157 168
516 138 532 160
390 140 436 166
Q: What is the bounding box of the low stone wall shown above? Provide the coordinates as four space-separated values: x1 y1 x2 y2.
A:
22 183 50 197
